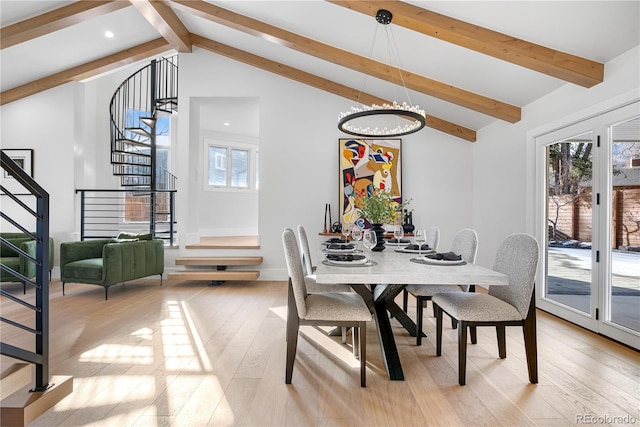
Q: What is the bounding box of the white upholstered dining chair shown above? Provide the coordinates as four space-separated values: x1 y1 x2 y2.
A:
432 233 539 386
405 228 478 345
297 225 352 293
282 228 372 387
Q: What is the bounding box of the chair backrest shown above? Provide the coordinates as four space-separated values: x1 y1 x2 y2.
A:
451 229 478 264
489 233 539 318
282 228 308 318
297 225 313 276
426 226 440 251
450 229 478 292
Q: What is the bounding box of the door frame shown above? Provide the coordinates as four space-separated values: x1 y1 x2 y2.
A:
528 93 640 349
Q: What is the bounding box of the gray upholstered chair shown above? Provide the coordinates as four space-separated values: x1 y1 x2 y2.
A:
282 228 371 387
402 225 440 313
405 228 478 345
432 233 539 386
297 225 351 293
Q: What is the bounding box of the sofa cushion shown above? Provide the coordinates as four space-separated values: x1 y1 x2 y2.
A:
1 237 31 257
117 232 152 241
0 256 21 281
64 258 103 282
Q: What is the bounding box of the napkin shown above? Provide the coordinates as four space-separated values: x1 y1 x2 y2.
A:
405 244 431 250
425 251 462 261
387 238 411 243
325 238 347 244
327 243 355 250
326 254 366 262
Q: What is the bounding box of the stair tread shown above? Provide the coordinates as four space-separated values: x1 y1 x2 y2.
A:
167 270 260 280
0 375 73 426
0 363 31 401
176 256 263 266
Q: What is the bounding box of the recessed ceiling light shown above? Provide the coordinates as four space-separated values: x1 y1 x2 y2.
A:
104 31 114 38
224 122 230 126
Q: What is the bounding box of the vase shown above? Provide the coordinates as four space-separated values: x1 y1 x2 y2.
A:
370 223 386 251
402 210 415 234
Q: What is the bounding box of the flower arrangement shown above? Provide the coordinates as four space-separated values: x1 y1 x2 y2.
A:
355 189 410 225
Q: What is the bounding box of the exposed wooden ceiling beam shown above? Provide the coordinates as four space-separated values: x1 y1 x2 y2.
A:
0 1 130 50
329 0 604 88
0 39 172 106
171 0 520 123
191 34 476 142
130 0 192 53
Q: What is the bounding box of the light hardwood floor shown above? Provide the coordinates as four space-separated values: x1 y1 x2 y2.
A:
1 279 638 426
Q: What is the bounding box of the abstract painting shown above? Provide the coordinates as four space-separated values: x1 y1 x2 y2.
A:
338 138 402 227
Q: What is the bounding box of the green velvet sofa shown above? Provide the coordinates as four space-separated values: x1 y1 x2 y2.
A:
60 237 164 300
1 232 54 293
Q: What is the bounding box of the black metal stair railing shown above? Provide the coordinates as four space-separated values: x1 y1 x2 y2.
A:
0 150 51 392
109 55 178 190
76 188 177 246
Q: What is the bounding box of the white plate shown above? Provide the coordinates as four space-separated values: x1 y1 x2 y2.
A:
385 240 412 246
323 247 358 254
323 258 370 266
420 257 465 265
395 248 435 254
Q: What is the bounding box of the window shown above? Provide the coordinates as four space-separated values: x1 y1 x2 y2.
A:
205 139 258 190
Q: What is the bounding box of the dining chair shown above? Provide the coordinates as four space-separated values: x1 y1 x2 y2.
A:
405 228 478 345
282 228 372 387
401 225 440 313
432 233 539 386
297 225 352 293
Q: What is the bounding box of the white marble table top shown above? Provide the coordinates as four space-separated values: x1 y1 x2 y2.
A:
315 249 508 287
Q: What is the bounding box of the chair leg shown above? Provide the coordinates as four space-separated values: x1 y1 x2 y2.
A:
416 297 424 346
458 321 468 386
285 280 299 384
359 322 367 387
523 294 538 384
352 327 360 358
402 289 408 312
435 304 443 356
470 325 477 344
496 325 506 358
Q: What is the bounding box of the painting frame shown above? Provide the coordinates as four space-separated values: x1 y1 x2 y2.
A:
338 138 402 227
1 149 34 195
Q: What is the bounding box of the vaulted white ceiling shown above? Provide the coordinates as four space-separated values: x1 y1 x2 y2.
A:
1 1 638 142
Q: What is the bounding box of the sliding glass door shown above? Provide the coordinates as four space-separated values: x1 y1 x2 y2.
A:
536 102 640 349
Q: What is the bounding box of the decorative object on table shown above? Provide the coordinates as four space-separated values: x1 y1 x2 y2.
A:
330 221 342 233
402 210 415 234
338 138 402 227
337 9 426 138
1 149 34 195
323 203 331 233
356 189 410 251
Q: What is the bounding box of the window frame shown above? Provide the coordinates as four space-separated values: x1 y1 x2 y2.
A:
203 138 258 192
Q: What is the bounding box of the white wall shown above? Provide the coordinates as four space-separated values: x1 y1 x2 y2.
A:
176 48 475 279
472 46 640 268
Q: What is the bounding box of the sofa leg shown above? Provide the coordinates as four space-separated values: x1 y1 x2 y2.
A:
62 282 66 296
105 287 109 300
22 282 26 294
159 273 163 286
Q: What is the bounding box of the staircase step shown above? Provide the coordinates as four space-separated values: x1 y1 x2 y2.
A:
176 256 263 266
185 236 260 250
167 270 260 281
1 375 73 426
0 363 31 401
126 127 151 138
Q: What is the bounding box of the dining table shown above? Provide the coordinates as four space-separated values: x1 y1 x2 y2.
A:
315 244 509 381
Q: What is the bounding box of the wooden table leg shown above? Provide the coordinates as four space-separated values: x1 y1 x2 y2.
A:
373 301 404 380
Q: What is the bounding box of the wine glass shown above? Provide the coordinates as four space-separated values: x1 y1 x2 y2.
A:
341 222 351 243
363 229 377 254
393 224 404 244
414 229 426 257
351 225 363 251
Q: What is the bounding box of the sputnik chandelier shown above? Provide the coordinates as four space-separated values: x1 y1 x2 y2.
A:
338 9 426 138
